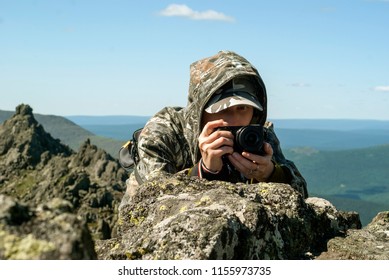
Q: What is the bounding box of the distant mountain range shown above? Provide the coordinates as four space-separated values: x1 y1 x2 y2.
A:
271 119 389 131
65 115 389 129
4 110 389 151
67 116 389 151
284 145 389 225
1 109 389 225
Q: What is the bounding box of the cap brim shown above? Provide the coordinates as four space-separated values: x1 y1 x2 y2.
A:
205 94 263 114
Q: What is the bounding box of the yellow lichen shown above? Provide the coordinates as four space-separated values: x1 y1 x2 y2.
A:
111 243 120 251
125 247 147 260
159 205 167 211
259 187 269 196
0 231 56 260
195 195 211 206
129 215 145 226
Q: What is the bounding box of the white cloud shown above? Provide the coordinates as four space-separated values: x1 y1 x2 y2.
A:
320 7 336 13
159 4 235 22
373 86 389 92
290 82 311 87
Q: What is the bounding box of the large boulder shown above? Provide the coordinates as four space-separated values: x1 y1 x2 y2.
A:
316 211 389 259
0 195 96 259
96 173 361 260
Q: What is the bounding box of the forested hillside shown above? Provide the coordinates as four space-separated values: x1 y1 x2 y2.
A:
285 146 389 225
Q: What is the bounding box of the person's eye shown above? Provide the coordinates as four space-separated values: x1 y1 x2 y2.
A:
237 105 248 111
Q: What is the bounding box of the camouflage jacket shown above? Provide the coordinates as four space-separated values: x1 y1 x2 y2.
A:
133 51 308 198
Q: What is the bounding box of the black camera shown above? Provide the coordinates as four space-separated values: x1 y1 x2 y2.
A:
216 124 265 154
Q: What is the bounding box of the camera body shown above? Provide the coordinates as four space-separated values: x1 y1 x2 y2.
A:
216 124 265 154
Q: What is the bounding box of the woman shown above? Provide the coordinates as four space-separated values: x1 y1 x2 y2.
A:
121 50 307 201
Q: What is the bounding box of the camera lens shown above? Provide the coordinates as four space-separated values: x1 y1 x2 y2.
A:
236 126 263 153
244 131 260 146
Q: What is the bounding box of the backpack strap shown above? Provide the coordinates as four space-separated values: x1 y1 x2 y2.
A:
118 128 143 172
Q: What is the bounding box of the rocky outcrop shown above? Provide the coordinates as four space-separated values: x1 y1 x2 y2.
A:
0 104 72 171
0 195 96 259
316 211 389 259
0 104 127 257
95 173 362 260
95 174 389 260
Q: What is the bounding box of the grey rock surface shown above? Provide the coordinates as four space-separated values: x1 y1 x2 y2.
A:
95 173 362 260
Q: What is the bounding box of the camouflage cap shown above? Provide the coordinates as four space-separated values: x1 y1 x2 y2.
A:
205 76 263 114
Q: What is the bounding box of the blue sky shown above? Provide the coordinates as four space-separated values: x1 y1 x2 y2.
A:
1 0 389 120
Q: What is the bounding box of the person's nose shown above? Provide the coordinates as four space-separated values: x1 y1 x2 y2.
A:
223 111 243 126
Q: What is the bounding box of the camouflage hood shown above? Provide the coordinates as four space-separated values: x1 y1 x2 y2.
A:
183 50 267 163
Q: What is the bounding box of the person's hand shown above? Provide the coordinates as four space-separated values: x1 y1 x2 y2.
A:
198 119 234 172
227 142 274 181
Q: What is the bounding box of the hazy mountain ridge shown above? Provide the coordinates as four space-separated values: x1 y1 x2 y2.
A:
68 116 389 149
286 144 389 202
63 115 389 130
3 110 389 150
276 128 389 150
66 115 151 125
272 118 389 131
285 145 389 224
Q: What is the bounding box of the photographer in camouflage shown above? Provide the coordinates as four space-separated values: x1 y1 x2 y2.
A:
122 51 307 202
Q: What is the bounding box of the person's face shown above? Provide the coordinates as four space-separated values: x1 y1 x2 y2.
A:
202 105 254 127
